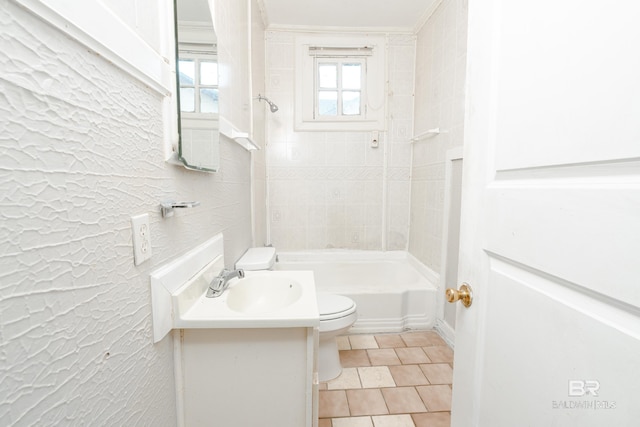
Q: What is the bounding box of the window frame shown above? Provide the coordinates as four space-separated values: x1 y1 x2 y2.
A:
295 34 387 132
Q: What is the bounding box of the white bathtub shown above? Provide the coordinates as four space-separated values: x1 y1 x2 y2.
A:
274 251 438 333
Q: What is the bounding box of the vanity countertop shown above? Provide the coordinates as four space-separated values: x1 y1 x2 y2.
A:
173 268 319 329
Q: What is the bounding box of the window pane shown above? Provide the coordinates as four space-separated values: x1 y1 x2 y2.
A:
318 91 338 115
342 91 361 115
318 64 337 88
178 60 195 86
200 88 219 113
200 61 218 85
180 88 195 112
342 63 361 89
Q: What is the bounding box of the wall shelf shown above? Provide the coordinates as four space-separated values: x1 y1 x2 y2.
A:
219 117 260 151
411 128 446 142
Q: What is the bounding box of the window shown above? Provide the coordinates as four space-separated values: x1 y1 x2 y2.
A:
178 46 218 116
316 59 365 117
295 35 386 131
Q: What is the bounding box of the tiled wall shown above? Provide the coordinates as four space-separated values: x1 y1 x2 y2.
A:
409 0 468 272
251 0 268 246
386 35 416 251
0 3 252 425
264 32 415 251
214 0 252 134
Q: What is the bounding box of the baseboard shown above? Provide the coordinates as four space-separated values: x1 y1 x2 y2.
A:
434 318 455 349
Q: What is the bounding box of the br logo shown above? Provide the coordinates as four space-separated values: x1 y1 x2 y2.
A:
568 380 600 397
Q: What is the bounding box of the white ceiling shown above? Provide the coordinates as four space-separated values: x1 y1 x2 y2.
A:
259 0 439 31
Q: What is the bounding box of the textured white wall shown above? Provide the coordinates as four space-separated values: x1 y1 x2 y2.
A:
264 32 414 251
0 3 252 426
409 0 468 271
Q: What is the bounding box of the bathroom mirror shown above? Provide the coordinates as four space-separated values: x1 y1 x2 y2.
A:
174 0 220 172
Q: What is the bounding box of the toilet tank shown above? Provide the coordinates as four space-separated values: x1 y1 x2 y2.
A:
235 247 277 271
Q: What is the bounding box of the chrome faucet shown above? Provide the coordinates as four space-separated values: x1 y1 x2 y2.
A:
206 268 245 298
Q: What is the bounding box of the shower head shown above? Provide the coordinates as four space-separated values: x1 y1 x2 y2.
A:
256 94 279 113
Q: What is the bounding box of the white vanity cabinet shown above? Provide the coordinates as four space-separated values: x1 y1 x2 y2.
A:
150 234 319 427
177 327 318 426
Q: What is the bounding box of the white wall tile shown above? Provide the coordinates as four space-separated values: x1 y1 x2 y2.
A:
409 0 468 270
265 33 416 251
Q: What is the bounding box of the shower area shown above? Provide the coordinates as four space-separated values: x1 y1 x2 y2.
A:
254 0 469 337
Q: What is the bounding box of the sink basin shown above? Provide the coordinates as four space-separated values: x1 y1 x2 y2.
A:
172 269 319 329
226 276 303 314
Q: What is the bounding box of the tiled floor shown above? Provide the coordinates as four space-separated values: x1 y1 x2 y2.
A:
319 331 453 427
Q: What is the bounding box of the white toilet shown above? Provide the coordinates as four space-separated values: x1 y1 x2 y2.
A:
235 247 357 382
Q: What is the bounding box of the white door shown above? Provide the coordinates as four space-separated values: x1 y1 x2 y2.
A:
451 1 640 426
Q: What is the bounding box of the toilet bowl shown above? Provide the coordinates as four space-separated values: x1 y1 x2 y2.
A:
235 247 357 382
316 293 357 381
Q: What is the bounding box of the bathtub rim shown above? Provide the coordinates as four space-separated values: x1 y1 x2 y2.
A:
274 250 441 333
275 250 440 286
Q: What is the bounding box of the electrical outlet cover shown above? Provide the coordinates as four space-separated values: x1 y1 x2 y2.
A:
131 213 152 265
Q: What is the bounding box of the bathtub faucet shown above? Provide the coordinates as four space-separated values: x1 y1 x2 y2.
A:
206 268 245 298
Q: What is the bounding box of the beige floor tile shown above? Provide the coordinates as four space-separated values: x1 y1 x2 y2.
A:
332 416 374 427
346 389 389 416
374 334 406 348
389 365 430 386
367 349 402 366
416 385 452 412
340 350 371 367
319 390 351 418
337 335 352 350
381 387 427 414
322 332 453 426
328 368 362 390
401 331 446 347
422 346 454 363
350 335 380 349
412 412 451 427
358 366 396 388
419 364 453 385
371 414 415 427
395 347 431 364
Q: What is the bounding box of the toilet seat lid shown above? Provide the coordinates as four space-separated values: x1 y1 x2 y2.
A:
318 294 356 320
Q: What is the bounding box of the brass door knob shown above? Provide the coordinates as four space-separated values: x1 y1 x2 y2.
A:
446 283 473 308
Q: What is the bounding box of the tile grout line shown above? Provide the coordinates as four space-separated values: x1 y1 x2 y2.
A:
321 332 453 426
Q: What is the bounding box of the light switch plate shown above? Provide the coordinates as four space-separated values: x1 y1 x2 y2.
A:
131 213 152 265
